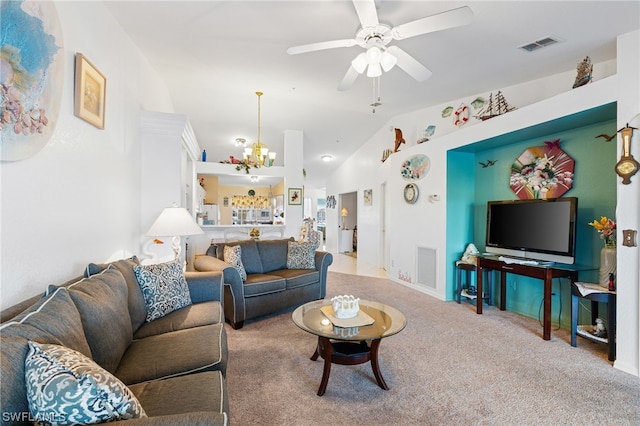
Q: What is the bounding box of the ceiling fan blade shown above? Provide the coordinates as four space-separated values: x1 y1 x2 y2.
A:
287 39 357 55
352 0 379 28
337 66 360 91
391 6 473 40
386 46 432 82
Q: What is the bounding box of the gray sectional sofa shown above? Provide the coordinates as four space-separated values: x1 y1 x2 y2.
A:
1 256 229 425
193 238 333 329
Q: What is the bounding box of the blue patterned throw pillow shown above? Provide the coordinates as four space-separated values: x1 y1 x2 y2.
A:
133 260 192 322
287 241 316 269
24 341 146 425
224 245 247 281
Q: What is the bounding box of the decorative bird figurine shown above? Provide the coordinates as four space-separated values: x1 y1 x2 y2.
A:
479 160 497 168
595 133 616 142
394 128 406 152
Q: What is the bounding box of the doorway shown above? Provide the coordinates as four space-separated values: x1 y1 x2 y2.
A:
339 192 357 255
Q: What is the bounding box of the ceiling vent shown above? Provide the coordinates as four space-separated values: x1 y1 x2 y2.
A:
518 36 561 52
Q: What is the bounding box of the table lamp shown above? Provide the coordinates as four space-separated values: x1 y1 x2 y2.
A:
341 207 348 229
146 204 204 260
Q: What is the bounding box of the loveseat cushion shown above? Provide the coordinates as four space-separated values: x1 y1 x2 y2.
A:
134 260 193 322
0 287 91 424
115 323 227 385
270 269 320 289
67 267 132 373
128 371 228 421
214 239 263 274
25 342 146 424
256 238 291 272
85 256 147 332
133 301 223 339
243 274 286 297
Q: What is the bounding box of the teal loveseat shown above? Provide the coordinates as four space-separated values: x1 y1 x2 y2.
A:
193 238 333 329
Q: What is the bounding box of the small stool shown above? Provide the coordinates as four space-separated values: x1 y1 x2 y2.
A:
455 261 492 305
571 282 616 361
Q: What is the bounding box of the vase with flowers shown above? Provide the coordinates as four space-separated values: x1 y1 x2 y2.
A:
589 216 616 288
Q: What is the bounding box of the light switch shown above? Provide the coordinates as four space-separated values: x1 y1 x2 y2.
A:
622 229 637 247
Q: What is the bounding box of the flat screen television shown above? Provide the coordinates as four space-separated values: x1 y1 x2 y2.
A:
485 197 578 264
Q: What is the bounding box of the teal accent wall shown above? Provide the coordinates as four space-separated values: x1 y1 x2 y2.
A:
446 107 617 329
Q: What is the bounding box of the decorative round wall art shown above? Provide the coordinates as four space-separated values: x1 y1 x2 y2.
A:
453 103 469 127
403 183 419 204
1 0 64 162
509 139 575 200
401 154 430 181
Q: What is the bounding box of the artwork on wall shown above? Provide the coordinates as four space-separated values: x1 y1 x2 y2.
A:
401 154 430 181
326 195 336 209
288 188 302 205
74 53 106 129
364 189 372 206
509 139 575 199
1 0 64 162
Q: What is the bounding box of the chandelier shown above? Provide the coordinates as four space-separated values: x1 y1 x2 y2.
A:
243 91 276 167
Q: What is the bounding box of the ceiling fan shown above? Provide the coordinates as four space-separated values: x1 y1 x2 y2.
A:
287 0 473 91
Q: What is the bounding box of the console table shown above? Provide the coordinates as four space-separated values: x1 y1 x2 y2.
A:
476 256 594 341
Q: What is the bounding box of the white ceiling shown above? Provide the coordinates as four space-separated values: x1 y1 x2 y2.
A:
104 0 640 189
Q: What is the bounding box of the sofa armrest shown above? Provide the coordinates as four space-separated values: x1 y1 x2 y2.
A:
184 271 223 304
314 251 333 299
112 412 228 425
194 255 246 327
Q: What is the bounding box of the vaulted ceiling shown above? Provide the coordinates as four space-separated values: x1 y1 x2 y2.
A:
104 1 640 189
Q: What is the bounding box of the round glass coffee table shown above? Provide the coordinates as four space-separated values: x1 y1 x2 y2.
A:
292 299 406 396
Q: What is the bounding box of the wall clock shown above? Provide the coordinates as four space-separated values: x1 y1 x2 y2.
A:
248 189 255 196
403 183 419 204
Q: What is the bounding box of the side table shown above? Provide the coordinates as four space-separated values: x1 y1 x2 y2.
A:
571 282 616 361
455 261 492 305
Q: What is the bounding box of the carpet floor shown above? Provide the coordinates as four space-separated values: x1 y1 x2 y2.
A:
225 272 639 425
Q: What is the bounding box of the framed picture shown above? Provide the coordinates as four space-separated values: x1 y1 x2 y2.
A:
74 53 106 129
364 189 372 206
288 188 302 205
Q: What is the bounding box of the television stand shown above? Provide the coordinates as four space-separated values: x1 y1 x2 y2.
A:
475 255 593 340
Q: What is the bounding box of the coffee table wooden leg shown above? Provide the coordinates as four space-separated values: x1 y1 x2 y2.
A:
370 339 388 390
316 337 333 396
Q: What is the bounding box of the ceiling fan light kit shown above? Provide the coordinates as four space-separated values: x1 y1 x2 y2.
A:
286 0 473 92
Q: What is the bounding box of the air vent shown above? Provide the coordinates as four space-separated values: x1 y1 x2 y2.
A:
518 36 561 52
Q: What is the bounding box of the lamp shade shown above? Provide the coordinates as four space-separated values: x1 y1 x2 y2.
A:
341 208 349 217
146 206 203 237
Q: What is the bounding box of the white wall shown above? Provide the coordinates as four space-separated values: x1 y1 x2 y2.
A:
326 34 639 376
0 2 174 309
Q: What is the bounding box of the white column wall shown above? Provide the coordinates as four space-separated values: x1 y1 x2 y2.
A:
615 29 640 376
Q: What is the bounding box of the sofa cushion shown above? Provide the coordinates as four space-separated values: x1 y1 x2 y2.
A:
128 371 228 419
25 342 146 425
216 239 263 274
286 241 316 269
223 245 247 281
0 288 91 423
133 301 223 339
257 238 291 272
243 274 286 297
115 323 227 385
270 269 320 289
134 260 192 322
85 256 147 333
66 267 132 373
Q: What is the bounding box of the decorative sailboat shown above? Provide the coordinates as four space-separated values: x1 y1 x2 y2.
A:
473 91 517 121
572 56 593 88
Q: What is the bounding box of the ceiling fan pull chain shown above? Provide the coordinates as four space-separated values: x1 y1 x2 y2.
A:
371 76 382 114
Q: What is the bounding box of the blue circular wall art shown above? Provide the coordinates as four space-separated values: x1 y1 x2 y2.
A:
1 0 64 162
401 154 430 181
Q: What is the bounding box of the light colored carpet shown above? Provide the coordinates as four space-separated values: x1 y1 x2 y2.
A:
225 272 639 425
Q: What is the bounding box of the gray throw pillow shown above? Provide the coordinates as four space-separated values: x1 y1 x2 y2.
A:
133 260 192 322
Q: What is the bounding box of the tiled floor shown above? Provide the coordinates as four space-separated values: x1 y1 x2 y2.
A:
326 250 388 279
